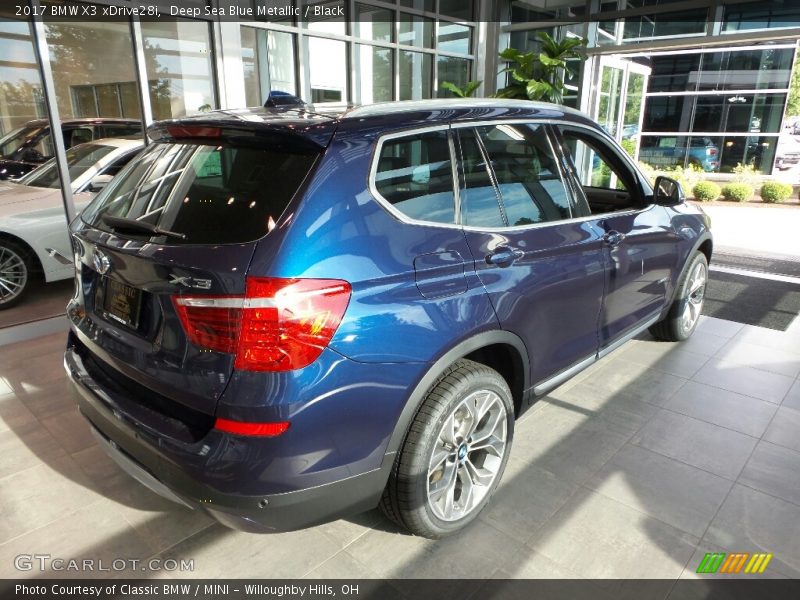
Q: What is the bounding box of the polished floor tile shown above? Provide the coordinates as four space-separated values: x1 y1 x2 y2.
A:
763 406 800 452
528 487 699 579
153 524 345 579
0 499 155 578
631 410 757 480
696 316 744 339
663 380 778 438
739 441 800 507
714 339 800 379
0 455 103 544
579 358 688 407
345 520 524 580
0 421 67 479
782 380 800 411
617 342 710 379
692 359 795 404
585 443 733 537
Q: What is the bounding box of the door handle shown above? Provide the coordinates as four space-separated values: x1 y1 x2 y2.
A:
486 247 524 267
603 230 626 246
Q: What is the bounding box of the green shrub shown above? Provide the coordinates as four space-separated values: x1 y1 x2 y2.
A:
637 161 705 193
732 162 760 185
721 182 755 203
692 181 721 202
620 138 637 159
760 181 793 203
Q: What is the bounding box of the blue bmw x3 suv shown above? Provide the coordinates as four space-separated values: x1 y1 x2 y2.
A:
65 99 712 538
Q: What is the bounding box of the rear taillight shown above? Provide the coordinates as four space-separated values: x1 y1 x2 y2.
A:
173 277 351 372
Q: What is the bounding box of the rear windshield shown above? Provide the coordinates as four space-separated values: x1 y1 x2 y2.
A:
82 141 319 245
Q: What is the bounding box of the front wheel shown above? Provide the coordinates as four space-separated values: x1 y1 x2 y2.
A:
380 359 514 538
650 251 708 341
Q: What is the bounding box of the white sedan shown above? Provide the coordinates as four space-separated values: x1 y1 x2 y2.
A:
0 137 144 308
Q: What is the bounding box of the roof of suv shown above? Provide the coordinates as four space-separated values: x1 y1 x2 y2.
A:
148 99 599 148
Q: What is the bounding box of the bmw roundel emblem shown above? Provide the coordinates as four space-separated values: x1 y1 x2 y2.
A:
93 249 111 275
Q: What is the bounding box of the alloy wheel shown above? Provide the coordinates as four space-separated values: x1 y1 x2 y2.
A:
426 389 508 522
0 246 28 305
682 260 706 332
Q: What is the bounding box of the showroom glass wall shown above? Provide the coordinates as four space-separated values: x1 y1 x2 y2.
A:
0 2 220 330
240 0 477 107
499 0 800 173
637 45 795 172
0 11 45 135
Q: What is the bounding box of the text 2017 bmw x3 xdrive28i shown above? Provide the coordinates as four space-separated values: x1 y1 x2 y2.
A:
65 99 712 538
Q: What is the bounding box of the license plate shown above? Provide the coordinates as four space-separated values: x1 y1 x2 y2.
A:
101 277 142 329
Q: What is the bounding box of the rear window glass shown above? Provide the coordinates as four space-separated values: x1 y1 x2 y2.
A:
373 130 455 224
82 141 318 245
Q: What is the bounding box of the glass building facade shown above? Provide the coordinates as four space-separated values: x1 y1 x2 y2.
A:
638 46 794 172
239 0 478 107
502 0 800 174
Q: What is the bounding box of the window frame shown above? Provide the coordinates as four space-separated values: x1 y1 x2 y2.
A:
551 122 655 214
454 122 580 228
368 119 656 232
368 124 462 229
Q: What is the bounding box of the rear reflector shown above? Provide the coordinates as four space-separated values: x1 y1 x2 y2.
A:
173 277 351 372
214 418 290 437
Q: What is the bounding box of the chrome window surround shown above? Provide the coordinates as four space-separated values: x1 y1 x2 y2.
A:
367 118 656 234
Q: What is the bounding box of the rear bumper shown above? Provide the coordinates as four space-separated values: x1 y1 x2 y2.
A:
65 345 389 533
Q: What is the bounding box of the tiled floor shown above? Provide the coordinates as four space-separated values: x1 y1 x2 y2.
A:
1 315 799 583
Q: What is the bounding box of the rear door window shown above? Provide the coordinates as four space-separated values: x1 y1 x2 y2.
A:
82 141 319 245
373 130 456 224
475 123 574 226
456 123 577 228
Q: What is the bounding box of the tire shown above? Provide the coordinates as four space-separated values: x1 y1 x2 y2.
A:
380 359 514 538
0 239 32 310
650 251 708 342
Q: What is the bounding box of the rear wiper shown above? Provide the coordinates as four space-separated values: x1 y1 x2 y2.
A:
101 215 187 240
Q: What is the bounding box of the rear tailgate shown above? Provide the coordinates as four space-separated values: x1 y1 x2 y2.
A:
68 121 332 417
70 234 254 415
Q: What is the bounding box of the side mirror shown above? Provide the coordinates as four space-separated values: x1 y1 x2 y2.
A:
88 174 114 193
653 175 684 206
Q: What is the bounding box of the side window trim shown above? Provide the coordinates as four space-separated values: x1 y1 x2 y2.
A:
447 128 462 226
456 122 581 229
546 124 593 218
368 124 461 229
556 123 652 203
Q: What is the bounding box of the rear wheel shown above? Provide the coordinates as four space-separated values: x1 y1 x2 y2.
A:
0 240 32 309
650 251 708 341
380 359 514 538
